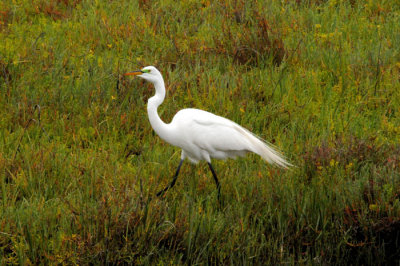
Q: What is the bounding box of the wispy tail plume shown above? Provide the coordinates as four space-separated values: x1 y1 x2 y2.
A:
235 125 292 168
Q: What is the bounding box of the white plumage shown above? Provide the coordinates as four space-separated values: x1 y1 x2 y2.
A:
124 66 291 198
170 108 290 168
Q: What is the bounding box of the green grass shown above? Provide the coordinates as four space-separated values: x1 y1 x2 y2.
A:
1 0 400 264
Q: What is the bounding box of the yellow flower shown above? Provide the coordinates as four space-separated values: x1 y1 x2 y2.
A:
369 204 378 211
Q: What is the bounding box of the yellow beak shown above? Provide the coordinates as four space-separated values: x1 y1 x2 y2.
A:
124 70 142 76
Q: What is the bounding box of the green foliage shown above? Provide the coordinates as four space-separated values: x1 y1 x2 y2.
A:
1 0 400 264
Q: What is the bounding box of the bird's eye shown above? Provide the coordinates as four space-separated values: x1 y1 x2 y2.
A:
142 69 151 73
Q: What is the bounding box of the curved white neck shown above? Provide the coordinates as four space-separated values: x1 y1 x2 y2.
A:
147 79 174 144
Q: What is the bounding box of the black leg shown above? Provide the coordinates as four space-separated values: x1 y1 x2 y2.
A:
207 162 221 202
157 159 184 197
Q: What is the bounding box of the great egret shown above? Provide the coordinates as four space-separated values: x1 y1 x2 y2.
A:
124 66 291 199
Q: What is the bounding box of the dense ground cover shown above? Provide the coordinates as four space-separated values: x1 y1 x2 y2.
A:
1 0 400 264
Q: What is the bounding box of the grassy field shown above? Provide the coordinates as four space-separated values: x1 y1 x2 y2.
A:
1 0 400 264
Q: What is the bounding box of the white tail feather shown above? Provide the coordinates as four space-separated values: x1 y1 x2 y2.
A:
234 125 292 168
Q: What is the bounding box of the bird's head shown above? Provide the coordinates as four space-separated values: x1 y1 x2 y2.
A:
124 66 163 84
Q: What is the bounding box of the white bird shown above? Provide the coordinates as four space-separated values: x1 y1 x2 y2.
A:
124 66 291 199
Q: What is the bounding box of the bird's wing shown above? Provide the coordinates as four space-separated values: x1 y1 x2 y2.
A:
189 112 254 153
178 109 291 168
